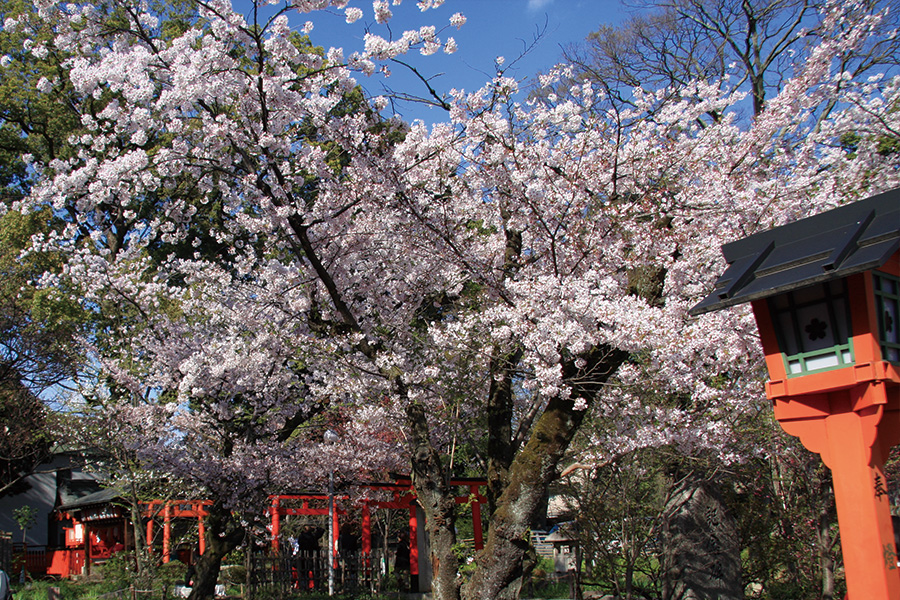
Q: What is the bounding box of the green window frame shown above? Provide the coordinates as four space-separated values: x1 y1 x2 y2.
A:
768 279 855 377
873 271 900 364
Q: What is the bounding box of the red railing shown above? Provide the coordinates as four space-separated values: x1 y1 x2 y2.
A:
12 544 51 577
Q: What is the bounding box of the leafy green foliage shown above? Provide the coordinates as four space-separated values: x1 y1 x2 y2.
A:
0 208 85 387
12 504 36 538
0 0 83 199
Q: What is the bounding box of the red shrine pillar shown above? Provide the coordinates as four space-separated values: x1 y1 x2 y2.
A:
162 502 171 564
753 280 900 600
271 496 281 553
361 501 372 580
331 501 340 569
409 505 419 591
145 510 154 558
197 502 206 555
361 502 372 555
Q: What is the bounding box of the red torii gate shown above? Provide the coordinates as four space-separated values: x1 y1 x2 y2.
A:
49 498 213 578
143 476 488 575
143 500 212 563
270 494 344 554
269 476 488 585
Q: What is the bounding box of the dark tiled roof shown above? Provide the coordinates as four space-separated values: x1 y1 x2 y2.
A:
57 479 103 507
57 487 122 511
690 189 900 315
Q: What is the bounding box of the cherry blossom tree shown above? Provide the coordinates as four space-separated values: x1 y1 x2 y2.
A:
563 0 900 118
10 1 900 599
12 0 464 595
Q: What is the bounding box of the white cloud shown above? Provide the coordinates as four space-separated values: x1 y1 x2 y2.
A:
527 0 554 12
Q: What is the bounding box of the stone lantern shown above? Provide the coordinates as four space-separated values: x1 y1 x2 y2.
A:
544 529 577 574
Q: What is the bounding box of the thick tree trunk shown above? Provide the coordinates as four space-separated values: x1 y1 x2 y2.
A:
463 395 586 600
463 346 625 600
406 400 460 600
188 502 244 600
816 478 837 600
486 349 517 516
661 475 742 600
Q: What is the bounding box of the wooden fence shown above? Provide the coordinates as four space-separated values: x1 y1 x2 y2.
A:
249 548 390 597
14 544 51 576
96 587 158 600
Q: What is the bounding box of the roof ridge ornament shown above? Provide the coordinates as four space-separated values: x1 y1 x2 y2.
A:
823 209 875 271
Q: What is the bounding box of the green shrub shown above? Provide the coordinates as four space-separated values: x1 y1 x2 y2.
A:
98 552 137 591
10 579 101 600
156 560 188 587
219 564 246 585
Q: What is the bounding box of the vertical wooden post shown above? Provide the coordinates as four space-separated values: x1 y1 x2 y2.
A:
361 502 372 556
162 502 171 564
197 503 206 555
271 496 281 553
332 504 340 564
823 398 899 600
470 485 484 551
145 505 154 559
408 505 419 592
775 386 900 600
361 501 372 591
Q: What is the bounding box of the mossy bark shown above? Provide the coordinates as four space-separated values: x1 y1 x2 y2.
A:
463 346 626 600
486 348 519 516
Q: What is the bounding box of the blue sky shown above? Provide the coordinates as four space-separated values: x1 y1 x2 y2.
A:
242 0 628 124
